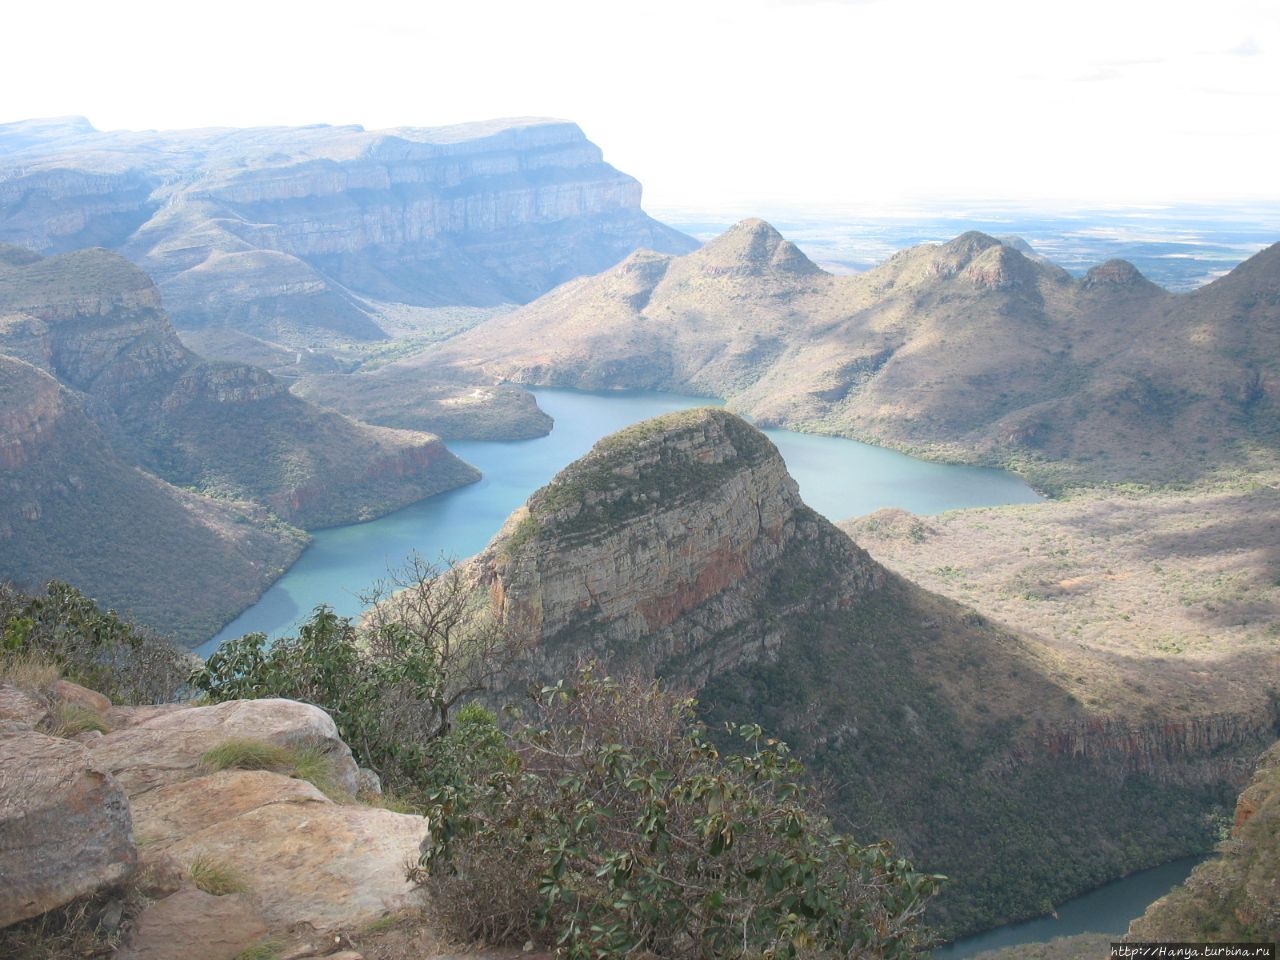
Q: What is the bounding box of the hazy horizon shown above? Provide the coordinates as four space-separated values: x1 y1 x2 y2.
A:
3 0 1277 214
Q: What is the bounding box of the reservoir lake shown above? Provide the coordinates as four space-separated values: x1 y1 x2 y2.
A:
199 388 1039 655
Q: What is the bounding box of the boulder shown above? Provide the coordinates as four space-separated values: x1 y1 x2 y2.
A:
165 789 427 929
117 887 269 960
0 730 135 926
129 768 428 931
87 698 360 798
0 682 49 729
49 677 112 717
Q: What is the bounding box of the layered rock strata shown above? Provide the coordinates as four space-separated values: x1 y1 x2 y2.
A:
0 116 697 346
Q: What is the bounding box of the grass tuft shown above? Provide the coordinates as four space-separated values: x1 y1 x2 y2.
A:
0 650 60 692
43 702 110 738
200 738 294 773
188 854 248 896
200 738 345 800
235 938 283 960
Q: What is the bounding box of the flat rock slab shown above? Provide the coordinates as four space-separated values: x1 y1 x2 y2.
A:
88 698 359 798
118 887 269 960
0 730 135 926
130 769 329 850
160 778 428 930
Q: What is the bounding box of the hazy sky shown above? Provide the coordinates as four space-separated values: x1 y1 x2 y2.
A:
5 0 1278 214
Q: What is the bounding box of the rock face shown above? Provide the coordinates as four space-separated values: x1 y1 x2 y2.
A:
1126 740 1280 943
475 408 881 681
0 730 135 927
0 116 697 346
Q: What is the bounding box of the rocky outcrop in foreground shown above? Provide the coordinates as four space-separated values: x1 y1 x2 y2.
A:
0 679 428 959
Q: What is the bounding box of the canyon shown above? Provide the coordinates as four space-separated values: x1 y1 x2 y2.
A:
335 219 1279 490
467 408 1278 936
0 244 476 643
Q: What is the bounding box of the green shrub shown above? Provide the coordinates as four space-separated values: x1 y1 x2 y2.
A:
0 581 194 704
418 664 942 960
191 556 529 800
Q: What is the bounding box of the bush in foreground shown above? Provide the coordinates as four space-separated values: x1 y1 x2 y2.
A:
0 580 194 704
418 665 943 960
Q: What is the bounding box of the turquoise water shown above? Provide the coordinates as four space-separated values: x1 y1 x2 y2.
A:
933 856 1203 957
196 388 1039 655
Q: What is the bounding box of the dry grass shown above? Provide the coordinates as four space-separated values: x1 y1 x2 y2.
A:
0 891 127 960
843 474 1280 720
0 651 59 692
43 702 110 737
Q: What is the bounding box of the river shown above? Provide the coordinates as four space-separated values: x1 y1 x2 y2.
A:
933 856 1203 957
198 388 1038 655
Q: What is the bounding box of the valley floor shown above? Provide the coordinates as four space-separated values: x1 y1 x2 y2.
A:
842 473 1280 723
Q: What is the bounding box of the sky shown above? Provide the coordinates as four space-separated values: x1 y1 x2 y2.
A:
4 0 1279 215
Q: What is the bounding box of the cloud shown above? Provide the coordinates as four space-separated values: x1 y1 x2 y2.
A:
1228 36 1263 56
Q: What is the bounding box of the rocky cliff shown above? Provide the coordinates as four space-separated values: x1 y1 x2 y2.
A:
467 409 1275 936
0 244 478 530
473 408 882 682
361 220 1279 484
1125 739 1280 943
0 355 306 644
0 245 481 642
0 116 697 349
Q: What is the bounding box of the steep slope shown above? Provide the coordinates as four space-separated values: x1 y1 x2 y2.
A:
1126 739 1280 943
0 245 477 527
353 222 1280 485
468 410 1275 935
0 116 697 352
0 355 305 643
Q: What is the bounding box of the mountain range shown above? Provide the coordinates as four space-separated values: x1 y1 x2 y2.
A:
314 219 1278 489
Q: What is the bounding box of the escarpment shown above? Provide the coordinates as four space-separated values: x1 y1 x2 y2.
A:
0 244 478 529
0 116 697 348
0 245 478 641
466 409 1275 937
0 356 307 644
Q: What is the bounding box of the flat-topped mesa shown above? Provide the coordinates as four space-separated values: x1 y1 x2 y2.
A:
0 117 699 340
473 408 882 680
